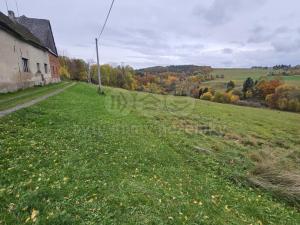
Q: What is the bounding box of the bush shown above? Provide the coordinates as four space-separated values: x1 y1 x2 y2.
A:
265 85 300 112
288 99 300 112
245 90 253 99
277 98 289 110
200 92 213 101
256 79 283 98
210 92 239 104
191 88 200 98
230 95 240 104
243 77 255 93
223 93 231 103
226 80 235 92
59 66 70 80
231 89 243 98
213 92 224 103
266 94 276 108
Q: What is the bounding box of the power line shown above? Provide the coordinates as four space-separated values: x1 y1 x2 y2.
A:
98 0 116 40
95 0 116 93
15 0 20 16
4 0 9 13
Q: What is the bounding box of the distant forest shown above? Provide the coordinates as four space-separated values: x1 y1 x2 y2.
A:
136 65 213 75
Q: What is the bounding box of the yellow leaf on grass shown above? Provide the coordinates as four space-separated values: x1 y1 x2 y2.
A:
31 209 39 222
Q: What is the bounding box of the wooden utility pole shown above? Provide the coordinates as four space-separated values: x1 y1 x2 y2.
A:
95 38 102 91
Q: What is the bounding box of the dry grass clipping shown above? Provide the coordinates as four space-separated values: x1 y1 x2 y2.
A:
248 149 300 208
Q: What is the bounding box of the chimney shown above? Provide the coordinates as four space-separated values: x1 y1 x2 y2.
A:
8 10 16 21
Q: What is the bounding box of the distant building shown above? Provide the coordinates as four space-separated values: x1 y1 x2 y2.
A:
0 11 60 93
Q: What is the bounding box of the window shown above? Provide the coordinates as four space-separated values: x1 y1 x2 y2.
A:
44 64 48 74
22 58 29 72
37 63 41 73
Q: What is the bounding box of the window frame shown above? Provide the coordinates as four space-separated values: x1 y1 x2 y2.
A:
44 63 48 74
22 58 29 73
37 63 41 73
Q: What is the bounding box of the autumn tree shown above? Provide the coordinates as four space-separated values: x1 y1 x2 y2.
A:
243 78 254 92
226 80 235 92
256 79 283 98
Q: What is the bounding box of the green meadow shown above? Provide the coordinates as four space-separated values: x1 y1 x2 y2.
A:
200 68 300 91
0 83 299 224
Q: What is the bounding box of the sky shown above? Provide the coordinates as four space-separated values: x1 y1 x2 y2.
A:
1 0 300 68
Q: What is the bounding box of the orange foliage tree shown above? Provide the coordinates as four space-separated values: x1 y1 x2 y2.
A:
256 79 283 98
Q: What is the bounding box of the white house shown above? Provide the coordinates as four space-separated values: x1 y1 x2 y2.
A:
0 11 60 93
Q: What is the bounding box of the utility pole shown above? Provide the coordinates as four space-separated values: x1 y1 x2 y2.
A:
95 38 102 92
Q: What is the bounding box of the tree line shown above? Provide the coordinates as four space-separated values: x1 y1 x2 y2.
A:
58 56 300 113
59 56 137 90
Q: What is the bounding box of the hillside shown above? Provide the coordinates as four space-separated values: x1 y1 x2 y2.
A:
136 65 211 75
0 83 299 224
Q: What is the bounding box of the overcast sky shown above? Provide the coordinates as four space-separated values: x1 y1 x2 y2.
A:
1 0 300 68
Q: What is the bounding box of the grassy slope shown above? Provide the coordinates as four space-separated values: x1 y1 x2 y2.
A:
0 83 299 224
203 68 300 91
0 82 69 111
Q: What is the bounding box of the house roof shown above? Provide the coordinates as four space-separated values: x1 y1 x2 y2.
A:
16 16 58 56
0 12 46 50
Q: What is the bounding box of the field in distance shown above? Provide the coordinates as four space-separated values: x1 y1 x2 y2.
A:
203 68 300 91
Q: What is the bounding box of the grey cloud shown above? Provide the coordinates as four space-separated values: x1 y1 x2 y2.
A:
222 48 233 54
272 40 300 52
275 26 290 33
248 26 271 43
195 0 265 25
247 25 294 44
3 0 299 68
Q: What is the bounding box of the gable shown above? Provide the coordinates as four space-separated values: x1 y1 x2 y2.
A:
16 16 58 56
0 12 45 50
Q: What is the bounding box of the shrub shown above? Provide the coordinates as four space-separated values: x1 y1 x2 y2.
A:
213 92 224 103
245 90 253 99
200 92 213 101
256 79 283 98
191 88 200 98
243 77 255 93
226 80 235 92
208 87 216 96
266 94 276 108
231 89 243 98
288 99 299 112
265 85 300 112
59 66 70 80
230 95 240 104
277 98 289 110
223 93 231 103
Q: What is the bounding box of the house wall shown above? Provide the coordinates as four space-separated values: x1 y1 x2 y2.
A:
49 53 61 83
0 29 52 93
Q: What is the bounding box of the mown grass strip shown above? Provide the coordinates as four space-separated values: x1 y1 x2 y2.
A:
0 82 70 111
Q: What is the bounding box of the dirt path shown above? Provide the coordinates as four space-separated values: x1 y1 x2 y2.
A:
0 83 76 118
